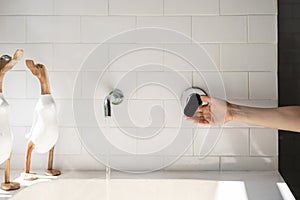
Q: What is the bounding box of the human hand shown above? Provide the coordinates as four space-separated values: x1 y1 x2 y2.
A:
186 96 233 126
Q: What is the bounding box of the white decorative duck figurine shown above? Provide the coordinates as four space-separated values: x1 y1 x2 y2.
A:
23 60 61 180
0 49 23 191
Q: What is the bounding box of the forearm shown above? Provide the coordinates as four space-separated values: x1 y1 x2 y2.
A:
230 104 300 132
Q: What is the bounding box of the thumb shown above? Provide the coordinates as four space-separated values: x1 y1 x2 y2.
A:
201 95 211 103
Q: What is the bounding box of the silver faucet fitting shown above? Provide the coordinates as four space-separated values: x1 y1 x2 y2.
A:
104 89 124 117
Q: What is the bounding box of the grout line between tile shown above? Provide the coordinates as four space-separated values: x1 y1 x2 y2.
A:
24 16 28 43
108 0 110 16
248 128 251 156
52 0 55 15
79 16 83 43
190 16 193 40
218 0 221 15
246 16 249 43
162 0 165 16
247 72 250 99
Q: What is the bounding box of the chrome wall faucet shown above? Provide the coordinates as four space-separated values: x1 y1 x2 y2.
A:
104 89 124 117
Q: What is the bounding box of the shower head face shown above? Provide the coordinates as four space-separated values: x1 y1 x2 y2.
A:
184 93 202 117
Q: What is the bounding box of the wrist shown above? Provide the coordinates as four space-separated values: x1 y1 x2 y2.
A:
228 103 239 122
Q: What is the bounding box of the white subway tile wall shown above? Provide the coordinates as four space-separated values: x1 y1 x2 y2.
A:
81 16 136 43
164 0 219 16
3 71 27 98
248 16 277 43
0 0 53 15
109 0 163 15
220 44 276 71
192 16 247 43
194 128 249 156
193 72 249 100
220 0 276 15
0 0 277 171
250 128 278 156
54 0 108 15
164 156 220 171
137 16 191 36
27 16 81 43
249 72 278 100
52 44 97 71
0 17 26 43
163 44 220 71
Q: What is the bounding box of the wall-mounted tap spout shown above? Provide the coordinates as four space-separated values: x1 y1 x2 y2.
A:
104 96 111 117
104 89 124 117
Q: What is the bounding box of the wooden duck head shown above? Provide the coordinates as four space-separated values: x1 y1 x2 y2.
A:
0 49 23 93
26 60 51 95
0 49 23 73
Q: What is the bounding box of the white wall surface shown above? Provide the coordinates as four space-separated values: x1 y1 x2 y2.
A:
0 0 277 171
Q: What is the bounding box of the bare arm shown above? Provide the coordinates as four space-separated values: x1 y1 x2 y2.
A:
187 96 300 133
231 105 300 132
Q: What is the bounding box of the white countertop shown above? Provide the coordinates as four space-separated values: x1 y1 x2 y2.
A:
0 170 295 200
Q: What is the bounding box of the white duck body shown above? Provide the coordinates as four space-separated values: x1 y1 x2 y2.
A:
0 93 13 164
28 94 59 154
